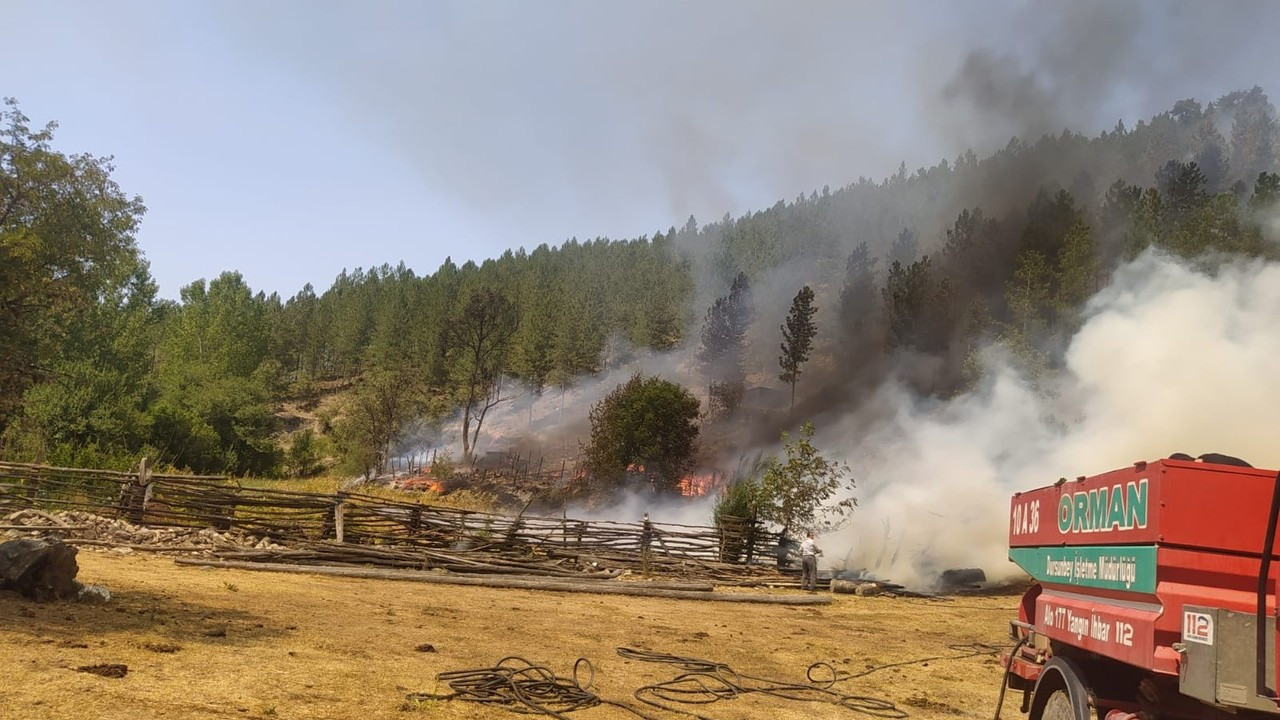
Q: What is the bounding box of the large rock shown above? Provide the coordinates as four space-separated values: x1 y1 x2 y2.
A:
0 537 82 602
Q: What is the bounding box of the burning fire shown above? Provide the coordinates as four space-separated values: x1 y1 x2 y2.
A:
397 478 444 493
576 463 725 497
677 473 723 498
395 470 446 493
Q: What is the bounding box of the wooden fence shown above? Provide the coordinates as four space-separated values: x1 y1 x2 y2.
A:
0 461 777 565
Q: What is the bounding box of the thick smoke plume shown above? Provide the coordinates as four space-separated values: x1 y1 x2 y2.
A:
414 250 1280 589
822 251 1280 587
355 1 1280 586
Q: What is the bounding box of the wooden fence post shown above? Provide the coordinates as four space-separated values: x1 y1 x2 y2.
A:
24 466 41 503
208 482 236 532
136 456 152 524
119 456 151 524
322 494 346 540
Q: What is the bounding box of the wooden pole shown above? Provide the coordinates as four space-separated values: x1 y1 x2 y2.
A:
173 559 831 605
25 466 41 502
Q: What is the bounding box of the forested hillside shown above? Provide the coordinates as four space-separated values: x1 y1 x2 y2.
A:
3 88 1278 480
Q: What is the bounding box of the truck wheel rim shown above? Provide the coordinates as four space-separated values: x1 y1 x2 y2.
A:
1042 690 1076 720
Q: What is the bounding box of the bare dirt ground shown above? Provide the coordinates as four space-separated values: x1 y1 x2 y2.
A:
0 550 1019 720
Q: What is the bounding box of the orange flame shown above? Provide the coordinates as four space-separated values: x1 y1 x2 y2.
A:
397 476 445 493
677 473 722 497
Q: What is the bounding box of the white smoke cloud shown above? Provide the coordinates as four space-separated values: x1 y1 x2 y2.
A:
565 489 719 528
402 336 706 480
822 251 1280 588
404 251 1280 591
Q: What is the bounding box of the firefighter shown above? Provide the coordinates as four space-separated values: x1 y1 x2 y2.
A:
800 531 822 591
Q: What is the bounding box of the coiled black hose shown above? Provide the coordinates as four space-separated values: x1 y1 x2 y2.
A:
406 656 604 719
617 647 908 719
409 643 1001 719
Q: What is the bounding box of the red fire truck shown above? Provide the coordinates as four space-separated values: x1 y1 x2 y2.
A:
1000 456 1280 720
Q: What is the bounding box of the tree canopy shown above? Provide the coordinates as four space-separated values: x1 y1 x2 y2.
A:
2 86 1279 480
583 373 701 494
757 422 856 535
0 98 148 437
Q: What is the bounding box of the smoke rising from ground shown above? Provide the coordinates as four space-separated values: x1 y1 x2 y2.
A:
418 339 700 468
821 251 1280 587
448 249 1280 591
310 1 1280 587
411 249 1280 589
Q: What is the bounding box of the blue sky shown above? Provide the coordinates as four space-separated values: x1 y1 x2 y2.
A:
8 0 1278 299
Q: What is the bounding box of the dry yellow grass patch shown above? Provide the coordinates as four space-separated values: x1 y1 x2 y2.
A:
0 550 1017 720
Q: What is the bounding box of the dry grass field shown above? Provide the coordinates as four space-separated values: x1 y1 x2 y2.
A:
0 550 1019 720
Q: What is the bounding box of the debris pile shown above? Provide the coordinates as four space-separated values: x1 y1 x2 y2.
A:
1 510 286 554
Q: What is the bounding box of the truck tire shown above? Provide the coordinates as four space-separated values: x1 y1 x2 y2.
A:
1029 657 1091 720
1040 689 1076 720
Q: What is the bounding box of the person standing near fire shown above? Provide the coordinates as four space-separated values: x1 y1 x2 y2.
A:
800 531 822 591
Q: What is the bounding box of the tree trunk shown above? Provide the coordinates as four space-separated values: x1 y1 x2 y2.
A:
469 380 501 460
461 406 474 466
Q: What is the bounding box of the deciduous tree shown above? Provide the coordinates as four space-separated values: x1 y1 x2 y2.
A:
0 99 147 433
446 288 519 465
584 373 700 494
334 369 419 478
757 423 855 536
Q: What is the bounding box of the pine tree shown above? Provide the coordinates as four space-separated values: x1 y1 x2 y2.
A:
778 285 817 414
697 272 753 408
837 242 878 345
889 227 918 266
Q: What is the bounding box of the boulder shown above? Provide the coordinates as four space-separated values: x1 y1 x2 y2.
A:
0 537 83 602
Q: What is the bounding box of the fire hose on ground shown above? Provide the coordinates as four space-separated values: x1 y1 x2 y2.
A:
406 642 1008 718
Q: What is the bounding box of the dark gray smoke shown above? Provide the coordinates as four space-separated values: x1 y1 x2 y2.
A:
932 1 1279 156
